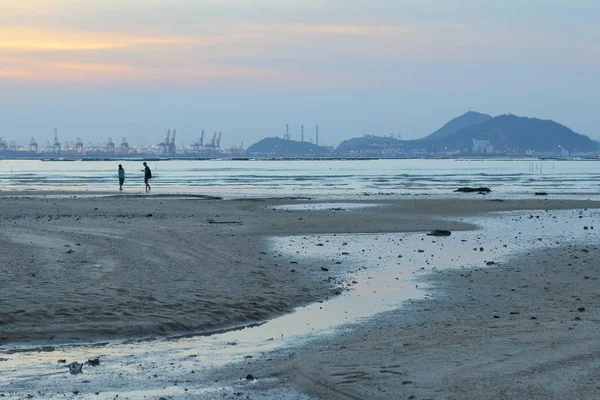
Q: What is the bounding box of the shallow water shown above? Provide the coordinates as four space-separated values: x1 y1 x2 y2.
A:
273 202 380 211
1 158 600 198
1 207 598 398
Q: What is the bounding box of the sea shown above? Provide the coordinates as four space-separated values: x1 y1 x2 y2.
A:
0 158 599 198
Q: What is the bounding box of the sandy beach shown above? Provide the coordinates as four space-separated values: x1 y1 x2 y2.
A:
1 192 600 399
266 240 600 400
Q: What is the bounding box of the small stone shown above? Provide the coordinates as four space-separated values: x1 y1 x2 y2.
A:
427 230 451 237
87 358 100 366
246 374 255 381
321 267 329 272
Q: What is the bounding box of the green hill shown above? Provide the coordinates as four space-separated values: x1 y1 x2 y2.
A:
246 137 331 157
423 111 492 141
334 135 403 156
426 114 598 153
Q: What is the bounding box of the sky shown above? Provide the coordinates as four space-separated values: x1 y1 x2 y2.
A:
0 0 599 149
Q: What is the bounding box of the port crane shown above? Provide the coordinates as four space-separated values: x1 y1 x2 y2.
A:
53 128 61 154
158 129 171 154
121 137 129 153
106 137 116 154
158 129 177 155
75 138 84 153
191 130 204 155
168 129 176 155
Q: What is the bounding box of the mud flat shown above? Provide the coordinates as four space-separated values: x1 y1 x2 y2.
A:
1 193 599 399
260 208 600 400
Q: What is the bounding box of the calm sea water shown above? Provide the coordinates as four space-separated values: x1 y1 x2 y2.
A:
0 158 599 198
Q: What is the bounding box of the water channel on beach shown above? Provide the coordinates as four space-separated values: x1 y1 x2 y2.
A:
1 205 598 399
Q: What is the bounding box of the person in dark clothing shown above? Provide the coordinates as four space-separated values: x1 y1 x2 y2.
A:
142 162 152 192
118 164 125 191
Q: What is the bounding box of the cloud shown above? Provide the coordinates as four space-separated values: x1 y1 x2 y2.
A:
0 27 194 51
1 13 598 89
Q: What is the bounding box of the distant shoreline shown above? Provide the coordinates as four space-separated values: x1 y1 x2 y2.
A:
0 155 598 161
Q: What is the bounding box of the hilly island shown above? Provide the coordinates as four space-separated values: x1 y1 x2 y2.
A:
249 112 599 158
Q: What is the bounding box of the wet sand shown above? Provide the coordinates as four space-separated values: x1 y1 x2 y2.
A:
0 192 501 345
1 192 600 399
267 243 600 400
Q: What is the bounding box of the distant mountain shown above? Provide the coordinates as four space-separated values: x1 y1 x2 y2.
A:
246 137 331 157
335 135 403 155
423 111 492 141
422 114 599 153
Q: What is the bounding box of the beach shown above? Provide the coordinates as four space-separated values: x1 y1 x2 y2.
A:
1 192 600 399
266 241 600 400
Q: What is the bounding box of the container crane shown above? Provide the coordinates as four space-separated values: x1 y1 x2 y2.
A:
191 130 204 155
121 137 129 153
158 129 171 154
53 128 61 154
106 137 116 154
75 138 84 153
168 129 176 155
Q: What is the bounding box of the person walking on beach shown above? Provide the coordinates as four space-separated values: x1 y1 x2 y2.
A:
142 162 152 192
118 164 125 191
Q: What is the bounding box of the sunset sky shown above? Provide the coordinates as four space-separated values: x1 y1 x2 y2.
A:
1 0 598 148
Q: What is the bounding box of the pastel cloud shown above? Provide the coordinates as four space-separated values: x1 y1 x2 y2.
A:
0 27 194 51
0 22 388 85
0 2 598 89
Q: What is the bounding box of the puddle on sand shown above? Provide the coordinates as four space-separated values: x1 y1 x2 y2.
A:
272 202 381 211
1 208 598 399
